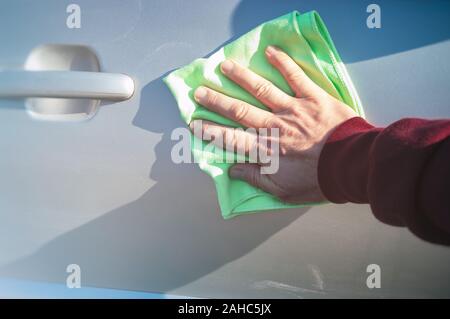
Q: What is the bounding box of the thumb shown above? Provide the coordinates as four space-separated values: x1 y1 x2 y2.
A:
229 164 280 196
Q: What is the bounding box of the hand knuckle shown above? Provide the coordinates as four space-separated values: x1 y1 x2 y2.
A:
230 103 249 122
207 92 218 105
261 116 272 128
280 124 297 138
254 81 272 99
286 69 303 83
264 116 283 129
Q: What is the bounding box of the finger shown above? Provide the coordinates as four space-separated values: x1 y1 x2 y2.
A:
190 120 264 160
265 45 319 98
194 86 274 129
220 60 293 111
229 163 282 196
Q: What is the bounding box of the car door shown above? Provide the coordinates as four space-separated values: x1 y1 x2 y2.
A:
0 0 449 298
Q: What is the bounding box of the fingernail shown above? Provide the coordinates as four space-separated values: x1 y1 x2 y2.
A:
194 86 207 102
221 60 234 74
265 45 277 57
229 165 243 179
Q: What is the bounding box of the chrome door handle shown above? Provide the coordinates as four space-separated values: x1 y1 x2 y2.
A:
0 70 134 100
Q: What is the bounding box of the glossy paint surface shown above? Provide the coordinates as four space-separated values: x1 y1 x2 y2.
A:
0 0 449 298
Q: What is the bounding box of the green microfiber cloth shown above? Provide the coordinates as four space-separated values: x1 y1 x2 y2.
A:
164 10 364 219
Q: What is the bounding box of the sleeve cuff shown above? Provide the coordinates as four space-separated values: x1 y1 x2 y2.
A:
317 117 380 203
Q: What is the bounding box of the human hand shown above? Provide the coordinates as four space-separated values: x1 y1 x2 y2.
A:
190 46 358 203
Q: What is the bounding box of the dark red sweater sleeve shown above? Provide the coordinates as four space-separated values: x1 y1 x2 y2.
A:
318 117 450 245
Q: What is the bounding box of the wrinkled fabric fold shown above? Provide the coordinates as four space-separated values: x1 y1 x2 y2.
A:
164 10 364 219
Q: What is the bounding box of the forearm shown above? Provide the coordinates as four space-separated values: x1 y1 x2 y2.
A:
318 117 450 245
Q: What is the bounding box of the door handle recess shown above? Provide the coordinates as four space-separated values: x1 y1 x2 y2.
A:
0 44 135 121
0 70 134 100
